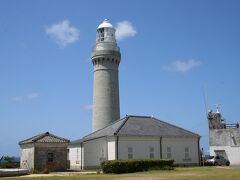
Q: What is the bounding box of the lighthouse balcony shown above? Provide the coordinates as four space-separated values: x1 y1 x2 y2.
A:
92 44 120 52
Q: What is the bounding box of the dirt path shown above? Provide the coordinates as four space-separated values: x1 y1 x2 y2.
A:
4 171 97 178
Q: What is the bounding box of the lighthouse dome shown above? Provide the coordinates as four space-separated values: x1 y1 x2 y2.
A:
97 19 113 29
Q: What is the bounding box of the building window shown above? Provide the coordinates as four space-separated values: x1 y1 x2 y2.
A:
149 147 154 159
76 148 80 164
185 147 189 159
76 148 79 161
128 147 133 159
167 147 172 158
101 148 105 158
47 153 54 162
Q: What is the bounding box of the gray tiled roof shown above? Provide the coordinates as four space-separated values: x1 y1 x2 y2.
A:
70 115 200 145
70 117 126 145
19 132 70 145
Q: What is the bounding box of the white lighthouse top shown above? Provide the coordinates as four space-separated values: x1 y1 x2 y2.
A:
93 19 119 52
97 19 113 29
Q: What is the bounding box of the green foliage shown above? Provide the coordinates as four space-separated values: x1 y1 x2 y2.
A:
0 163 12 168
3 156 14 163
101 159 174 174
0 156 15 168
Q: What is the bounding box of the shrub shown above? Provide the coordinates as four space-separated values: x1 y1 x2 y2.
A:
0 163 13 168
101 159 174 174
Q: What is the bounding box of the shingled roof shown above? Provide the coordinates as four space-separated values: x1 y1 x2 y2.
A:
70 115 200 145
19 132 70 145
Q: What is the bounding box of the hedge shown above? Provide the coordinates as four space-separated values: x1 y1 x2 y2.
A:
101 159 174 174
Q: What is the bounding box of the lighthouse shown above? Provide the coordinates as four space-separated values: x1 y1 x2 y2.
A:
91 19 121 132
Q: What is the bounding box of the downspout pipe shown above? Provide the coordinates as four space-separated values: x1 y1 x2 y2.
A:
80 143 83 170
116 136 119 160
160 137 162 159
197 137 201 166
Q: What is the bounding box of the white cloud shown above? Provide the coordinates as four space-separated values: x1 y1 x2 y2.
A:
82 104 93 111
115 21 136 41
11 96 24 102
27 92 40 99
11 92 40 102
46 20 79 48
162 59 201 72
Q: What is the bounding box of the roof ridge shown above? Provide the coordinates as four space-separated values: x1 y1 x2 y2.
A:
33 132 50 142
19 132 70 145
114 116 130 135
126 115 152 118
19 132 47 144
43 132 70 142
82 116 127 139
151 117 200 137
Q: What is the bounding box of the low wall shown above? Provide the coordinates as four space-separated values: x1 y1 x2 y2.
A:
0 169 29 177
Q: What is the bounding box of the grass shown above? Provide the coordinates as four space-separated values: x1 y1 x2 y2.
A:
3 167 240 180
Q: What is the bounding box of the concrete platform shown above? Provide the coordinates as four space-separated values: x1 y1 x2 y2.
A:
0 169 29 177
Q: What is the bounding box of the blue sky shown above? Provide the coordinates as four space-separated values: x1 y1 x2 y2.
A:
1 0 240 156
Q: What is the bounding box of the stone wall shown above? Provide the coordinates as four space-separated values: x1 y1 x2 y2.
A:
209 128 240 146
91 49 121 132
34 143 69 172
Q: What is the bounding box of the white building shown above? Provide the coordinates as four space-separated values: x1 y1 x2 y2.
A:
68 115 200 170
208 108 240 165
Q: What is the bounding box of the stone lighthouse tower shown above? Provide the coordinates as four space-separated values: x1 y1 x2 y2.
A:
91 19 121 132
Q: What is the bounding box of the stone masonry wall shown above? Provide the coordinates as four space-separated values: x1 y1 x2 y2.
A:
34 143 68 172
209 128 240 146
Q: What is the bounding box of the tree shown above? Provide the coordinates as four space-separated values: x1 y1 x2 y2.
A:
3 156 14 163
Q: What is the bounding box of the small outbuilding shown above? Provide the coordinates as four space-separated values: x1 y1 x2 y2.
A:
68 115 201 170
19 132 69 172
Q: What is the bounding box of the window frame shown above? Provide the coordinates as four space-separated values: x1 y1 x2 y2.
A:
167 147 172 158
128 147 133 159
47 152 54 163
149 147 154 159
184 147 190 159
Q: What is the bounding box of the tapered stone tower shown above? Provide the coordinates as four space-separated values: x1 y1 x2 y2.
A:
91 19 121 132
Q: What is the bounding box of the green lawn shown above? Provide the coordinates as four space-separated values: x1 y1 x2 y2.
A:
4 167 240 180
